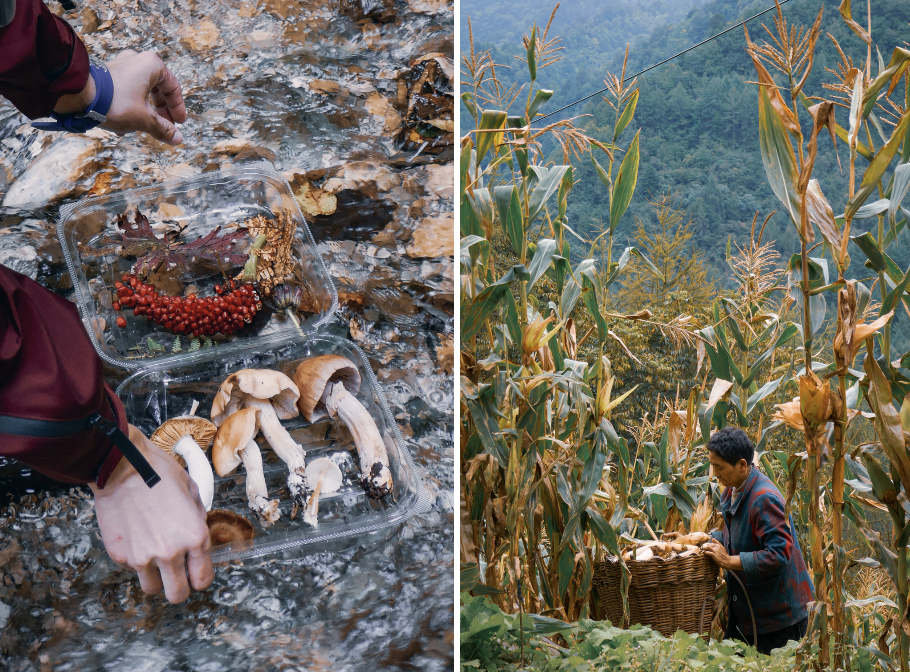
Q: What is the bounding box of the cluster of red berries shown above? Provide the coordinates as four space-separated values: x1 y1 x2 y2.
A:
113 273 261 337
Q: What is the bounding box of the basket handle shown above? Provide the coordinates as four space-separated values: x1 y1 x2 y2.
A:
725 569 758 649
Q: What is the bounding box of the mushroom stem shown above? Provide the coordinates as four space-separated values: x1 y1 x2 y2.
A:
324 382 392 498
173 435 215 511
302 475 324 526
243 397 309 506
239 440 280 525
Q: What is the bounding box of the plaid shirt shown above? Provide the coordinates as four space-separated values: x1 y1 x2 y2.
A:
710 467 814 636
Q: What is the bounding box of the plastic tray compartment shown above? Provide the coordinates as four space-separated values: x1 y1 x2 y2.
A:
116 333 429 562
58 161 338 370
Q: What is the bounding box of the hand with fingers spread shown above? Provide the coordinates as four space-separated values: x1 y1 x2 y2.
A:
90 425 213 603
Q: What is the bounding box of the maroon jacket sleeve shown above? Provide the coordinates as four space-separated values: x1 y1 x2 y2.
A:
0 264 125 487
0 0 91 118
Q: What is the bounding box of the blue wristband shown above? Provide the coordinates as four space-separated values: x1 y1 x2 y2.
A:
32 64 114 133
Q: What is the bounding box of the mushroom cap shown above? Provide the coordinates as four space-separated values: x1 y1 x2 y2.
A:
293 355 362 422
211 369 300 425
206 509 255 546
305 457 344 493
212 407 261 476
151 415 218 468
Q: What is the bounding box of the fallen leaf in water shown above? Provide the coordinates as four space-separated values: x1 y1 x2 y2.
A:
365 93 402 133
406 0 450 15
294 180 337 216
81 7 99 33
309 79 341 95
263 0 300 19
179 20 221 51
157 203 186 220
238 2 260 16
436 333 453 374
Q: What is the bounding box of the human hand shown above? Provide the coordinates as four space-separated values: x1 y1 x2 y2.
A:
703 542 742 571
104 50 187 144
89 425 213 603
56 50 187 144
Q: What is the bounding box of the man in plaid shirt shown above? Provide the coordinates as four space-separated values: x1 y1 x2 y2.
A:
703 427 815 654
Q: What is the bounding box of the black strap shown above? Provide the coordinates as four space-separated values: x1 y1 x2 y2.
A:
0 411 160 489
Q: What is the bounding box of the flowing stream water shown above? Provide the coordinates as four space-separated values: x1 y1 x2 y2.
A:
0 0 454 669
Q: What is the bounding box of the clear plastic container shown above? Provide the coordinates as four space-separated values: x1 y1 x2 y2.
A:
57 161 338 370
116 333 432 562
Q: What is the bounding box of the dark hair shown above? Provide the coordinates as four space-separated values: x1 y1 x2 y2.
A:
707 426 754 467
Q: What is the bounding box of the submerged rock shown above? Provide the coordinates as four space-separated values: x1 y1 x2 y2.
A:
2 136 100 208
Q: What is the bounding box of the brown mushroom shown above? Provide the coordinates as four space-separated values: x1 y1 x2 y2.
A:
151 401 217 510
293 355 392 498
212 407 280 525
210 369 309 508
206 509 255 546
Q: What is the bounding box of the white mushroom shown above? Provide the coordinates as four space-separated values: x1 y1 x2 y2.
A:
293 355 393 498
212 407 280 525
302 457 343 526
150 401 217 511
211 369 309 508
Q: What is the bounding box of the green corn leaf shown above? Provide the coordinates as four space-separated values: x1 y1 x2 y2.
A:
758 83 801 232
527 26 537 81
460 92 478 121
740 323 799 389
585 506 620 556
527 238 557 291
493 185 523 257
746 378 782 415
614 90 639 141
865 353 910 494
462 264 530 341
557 545 574 598
470 187 495 234
506 116 529 177
609 130 640 235
881 264 910 316
890 163 910 227
846 110 910 220
528 165 571 225
475 110 507 164
528 89 553 119
851 198 890 219
591 153 611 190
720 299 747 352
580 264 608 343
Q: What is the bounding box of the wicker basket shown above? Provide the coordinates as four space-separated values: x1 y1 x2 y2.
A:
592 553 720 640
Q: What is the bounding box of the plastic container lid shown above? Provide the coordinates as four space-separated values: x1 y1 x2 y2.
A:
57 161 338 370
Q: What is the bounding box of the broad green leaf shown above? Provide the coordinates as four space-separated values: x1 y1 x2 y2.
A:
614 89 639 140
591 153 611 190
462 265 530 340
890 163 910 228
852 231 888 273
527 239 557 291
507 116 529 177
469 187 495 235
460 92 478 121
586 506 620 556
557 166 574 221
882 264 910 316
581 267 608 343
629 247 664 282
527 26 537 81
475 110 507 164
741 323 799 389
460 235 487 265
609 130 640 235
528 165 571 225
746 378 781 414
557 545 573 598
528 89 553 119
758 82 801 231
720 299 747 352
560 270 582 319
851 198 890 219
846 111 910 220
493 185 523 257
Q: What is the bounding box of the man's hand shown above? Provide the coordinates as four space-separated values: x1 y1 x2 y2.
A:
89 425 213 603
704 542 743 571
55 50 186 145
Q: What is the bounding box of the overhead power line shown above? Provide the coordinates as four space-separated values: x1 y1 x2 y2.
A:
531 0 796 124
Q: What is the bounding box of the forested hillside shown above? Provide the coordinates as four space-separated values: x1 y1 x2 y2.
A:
462 0 910 346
